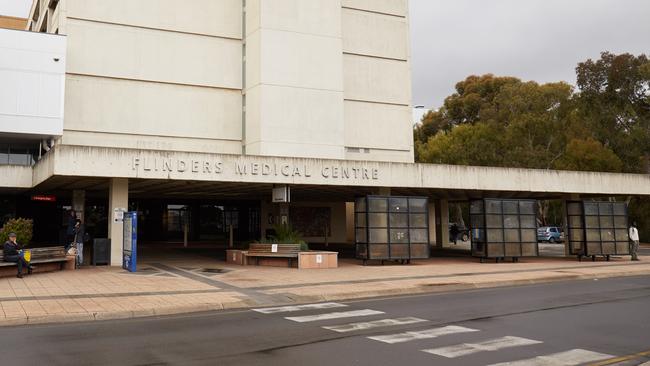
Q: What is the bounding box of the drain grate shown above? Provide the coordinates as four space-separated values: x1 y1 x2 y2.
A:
200 268 230 274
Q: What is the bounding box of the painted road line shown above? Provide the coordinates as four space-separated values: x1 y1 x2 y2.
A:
285 309 385 323
487 349 614 366
252 302 347 314
423 336 542 358
368 325 478 344
323 317 427 333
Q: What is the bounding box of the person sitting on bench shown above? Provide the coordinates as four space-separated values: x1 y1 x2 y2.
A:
3 232 32 278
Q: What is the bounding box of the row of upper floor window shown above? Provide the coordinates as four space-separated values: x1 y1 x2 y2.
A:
0 144 39 166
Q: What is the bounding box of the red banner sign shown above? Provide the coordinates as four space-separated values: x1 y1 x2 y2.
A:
31 195 56 202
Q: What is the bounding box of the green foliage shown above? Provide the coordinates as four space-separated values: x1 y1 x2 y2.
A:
414 51 649 232
0 218 33 247
257 223 309 251
554 138 623 172
575 52 650 173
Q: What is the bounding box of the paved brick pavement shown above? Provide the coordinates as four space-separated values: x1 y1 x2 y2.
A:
0 248 648 326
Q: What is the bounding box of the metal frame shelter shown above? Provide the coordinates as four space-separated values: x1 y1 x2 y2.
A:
355 195 430 265
470 199 539 262
566 201 629 261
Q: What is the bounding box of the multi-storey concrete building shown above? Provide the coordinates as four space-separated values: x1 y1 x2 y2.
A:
1 0 648 265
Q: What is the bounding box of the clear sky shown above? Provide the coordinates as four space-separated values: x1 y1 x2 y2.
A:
2 0 649 113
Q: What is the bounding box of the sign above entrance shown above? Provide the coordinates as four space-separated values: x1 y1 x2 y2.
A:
130 155 381 184
31 195 56 202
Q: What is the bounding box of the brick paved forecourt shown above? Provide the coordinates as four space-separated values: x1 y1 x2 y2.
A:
0 251 649 326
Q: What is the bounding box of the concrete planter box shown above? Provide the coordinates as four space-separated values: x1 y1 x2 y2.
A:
226 249 248 265
298 251 338 269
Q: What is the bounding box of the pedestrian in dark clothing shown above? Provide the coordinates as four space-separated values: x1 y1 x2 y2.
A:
73 219 86 267
629 222 640 261
65 209 77 251
3 232 32 278
450 223 460 245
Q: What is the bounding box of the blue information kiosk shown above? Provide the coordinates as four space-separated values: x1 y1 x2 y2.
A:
123 211 138 272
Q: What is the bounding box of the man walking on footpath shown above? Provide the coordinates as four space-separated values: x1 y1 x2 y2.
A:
629 222 640 261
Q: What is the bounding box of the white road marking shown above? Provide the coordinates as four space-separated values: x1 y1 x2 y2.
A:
252 302 347 314
368 325 479 344
285 309 384 323
487 348 614 366
323 317 427 333
423 336 542 358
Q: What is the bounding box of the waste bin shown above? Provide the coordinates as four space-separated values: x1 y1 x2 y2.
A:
92 238 110 265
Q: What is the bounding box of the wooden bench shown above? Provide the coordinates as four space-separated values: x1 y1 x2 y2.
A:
0 246 69 274
245 243 301 267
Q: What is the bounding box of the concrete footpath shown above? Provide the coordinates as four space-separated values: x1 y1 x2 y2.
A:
0 248 649 327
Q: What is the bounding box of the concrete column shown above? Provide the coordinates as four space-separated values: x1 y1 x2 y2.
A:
562 194 580 256
428 200 437 250
72 190 85 222
434 199 449 248
108 178 128 266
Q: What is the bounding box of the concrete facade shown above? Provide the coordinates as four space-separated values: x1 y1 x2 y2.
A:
25 0 413 163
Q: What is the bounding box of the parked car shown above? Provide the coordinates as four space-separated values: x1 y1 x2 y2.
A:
537 226 563 243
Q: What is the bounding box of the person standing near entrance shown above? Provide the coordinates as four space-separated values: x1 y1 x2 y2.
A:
65 209 77 251
450 223 460 245
629 222 640 261
3 232 32 278
73 218 86 267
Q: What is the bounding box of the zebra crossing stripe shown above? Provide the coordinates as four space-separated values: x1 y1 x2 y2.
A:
486 348 614 366
285 309 384 323
252 302 347 314
423 336 542 358
368 325 479 344
323 317 427 333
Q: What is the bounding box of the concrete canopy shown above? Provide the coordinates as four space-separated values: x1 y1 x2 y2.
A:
4 144 646 201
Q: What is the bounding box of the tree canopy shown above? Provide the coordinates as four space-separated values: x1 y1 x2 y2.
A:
415 52 650 174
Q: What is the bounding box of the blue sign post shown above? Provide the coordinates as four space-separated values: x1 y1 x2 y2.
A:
123 211 137 272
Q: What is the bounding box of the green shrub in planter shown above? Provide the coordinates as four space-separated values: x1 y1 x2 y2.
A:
0 218 34 246
255 223 309 251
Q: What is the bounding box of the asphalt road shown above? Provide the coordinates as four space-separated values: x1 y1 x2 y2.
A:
2 276 650 366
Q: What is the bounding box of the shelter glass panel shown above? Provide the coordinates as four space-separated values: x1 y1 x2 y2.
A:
389 213 408 228
355 229 367 243
486 215 503 228
409 198 427 213
503 201 518 214
486 200 502 214
355 197 366 212
598 202 613 215
503 215 519 228
519 201 536 215
613 203 626 216
368 213 388 227
390 229 409 243
410 229 428 243
409 214 427 228
389 197 408 212
368 198 388 212
520 215 536 228
369 228 388 243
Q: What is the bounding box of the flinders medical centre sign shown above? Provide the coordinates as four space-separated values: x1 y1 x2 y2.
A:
129 153 381 184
